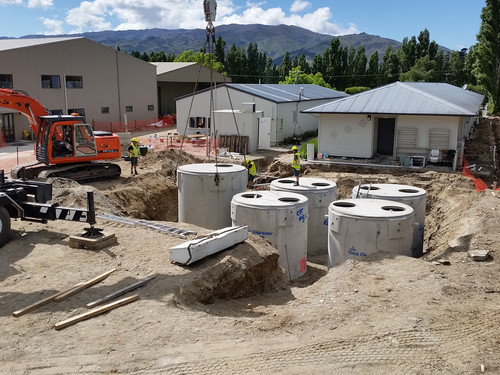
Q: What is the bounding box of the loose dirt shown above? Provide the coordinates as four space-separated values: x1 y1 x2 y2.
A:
1 119 500 374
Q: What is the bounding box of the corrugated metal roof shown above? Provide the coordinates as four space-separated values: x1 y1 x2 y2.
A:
303 82 484 116
227 84 348 103
0 37 82 52
152 62 197 74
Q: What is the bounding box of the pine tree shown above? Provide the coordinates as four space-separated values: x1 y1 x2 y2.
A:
474 0 500 113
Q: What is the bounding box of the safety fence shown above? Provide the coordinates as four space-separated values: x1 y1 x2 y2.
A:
462 158 500 191
92 115 175 133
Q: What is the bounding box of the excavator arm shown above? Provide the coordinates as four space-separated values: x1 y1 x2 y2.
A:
0 88 49 136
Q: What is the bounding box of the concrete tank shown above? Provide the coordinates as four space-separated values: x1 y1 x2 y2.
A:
177 163 247 230
270 177 337 256
328 199 414 268
351 183 427 257
231 191 308 280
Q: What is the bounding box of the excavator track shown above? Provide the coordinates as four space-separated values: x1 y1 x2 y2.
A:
37 162 121 182
12 162 121 182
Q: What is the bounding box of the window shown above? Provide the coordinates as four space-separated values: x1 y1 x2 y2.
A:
41 75 61 88
0 74 13 88
429 129 451 149
147 104 154 111
65 75 83 88
101 107 109 114
397 128 418 148
126 106 133 112
50 109 63 115
189 116 210 129
68 108 85 117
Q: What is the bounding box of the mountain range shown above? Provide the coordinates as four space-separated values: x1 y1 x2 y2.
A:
11 24 452 65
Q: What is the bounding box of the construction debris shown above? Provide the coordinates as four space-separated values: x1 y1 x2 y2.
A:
86 275 156 308
54 295 139 330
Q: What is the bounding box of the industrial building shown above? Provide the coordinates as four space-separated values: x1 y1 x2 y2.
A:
303 82 484 169
0 37 158 141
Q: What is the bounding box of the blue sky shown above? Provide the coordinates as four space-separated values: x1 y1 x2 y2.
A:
0 0 484 50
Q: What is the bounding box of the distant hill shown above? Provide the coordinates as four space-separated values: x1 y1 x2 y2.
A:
12 24 451 65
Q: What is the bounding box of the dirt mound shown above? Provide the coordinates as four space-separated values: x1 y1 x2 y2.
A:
176 236 287 305
48 177 125 216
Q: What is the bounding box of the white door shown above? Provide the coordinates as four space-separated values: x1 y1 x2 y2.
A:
258 117 271 149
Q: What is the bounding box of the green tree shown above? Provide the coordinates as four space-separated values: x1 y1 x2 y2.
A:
474 0 500 113
279 66 332 88
279 51 292 79
400 55 437 82
366 51 379 88
298 53 311 74
214 36 226 65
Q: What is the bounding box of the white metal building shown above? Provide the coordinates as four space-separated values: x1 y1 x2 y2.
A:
0 37 157 141
175 83 348 147
154 62 230 117
303 82 484 169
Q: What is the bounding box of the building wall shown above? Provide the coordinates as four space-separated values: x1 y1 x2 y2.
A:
214 110 262 153
318 113 471 160
0 38 157 140
396 115 459 157
318 114 375 158
176 86 330 145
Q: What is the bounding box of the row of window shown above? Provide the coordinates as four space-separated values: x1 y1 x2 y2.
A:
1 74 83 89
47 105 155 116
1 73 154 113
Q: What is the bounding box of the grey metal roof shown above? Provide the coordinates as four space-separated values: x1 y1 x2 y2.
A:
227 84 348 103
0 37 82 52
152 62 198 74
303 81 484 116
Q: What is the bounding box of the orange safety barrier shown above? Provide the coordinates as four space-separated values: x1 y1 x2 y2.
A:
462 158 499 191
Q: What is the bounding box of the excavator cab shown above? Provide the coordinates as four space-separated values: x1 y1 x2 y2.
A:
36 115 98 164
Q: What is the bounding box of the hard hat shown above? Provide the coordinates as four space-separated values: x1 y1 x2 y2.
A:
291 146 297 151
132 138 138 142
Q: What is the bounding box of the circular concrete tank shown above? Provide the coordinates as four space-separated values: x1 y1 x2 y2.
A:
270 177 337 256
351 183 427 257
177 163 247 230
231 191 308 280
328 199 414 268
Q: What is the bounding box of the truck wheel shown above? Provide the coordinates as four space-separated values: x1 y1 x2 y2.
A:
0 206 11 248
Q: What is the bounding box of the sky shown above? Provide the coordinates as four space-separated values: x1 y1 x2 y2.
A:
0 0 485 51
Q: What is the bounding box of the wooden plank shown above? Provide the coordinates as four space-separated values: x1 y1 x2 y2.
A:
86 274 156 308
54 294 139 330
12 283 83 317
53 269 116 302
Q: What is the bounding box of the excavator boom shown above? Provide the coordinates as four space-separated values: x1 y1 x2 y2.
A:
0 88 48 136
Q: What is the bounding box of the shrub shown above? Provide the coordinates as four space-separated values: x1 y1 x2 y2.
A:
345 86 371 95
299 138 318 159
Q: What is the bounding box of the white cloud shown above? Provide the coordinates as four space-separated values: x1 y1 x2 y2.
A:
290 0 310 13
28 0 53 9
219 5 359 36
40 17 64 35
52 0 358 37
0 0 22 5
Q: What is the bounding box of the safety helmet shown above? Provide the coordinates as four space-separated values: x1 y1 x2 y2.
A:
132 138 138 142
291 146 297 151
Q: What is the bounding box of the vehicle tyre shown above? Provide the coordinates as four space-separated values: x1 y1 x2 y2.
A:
0 206 11 248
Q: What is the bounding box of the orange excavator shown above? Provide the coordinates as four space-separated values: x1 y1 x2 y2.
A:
0 88 122 181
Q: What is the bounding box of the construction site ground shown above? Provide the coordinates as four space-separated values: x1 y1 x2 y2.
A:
1 118 500 374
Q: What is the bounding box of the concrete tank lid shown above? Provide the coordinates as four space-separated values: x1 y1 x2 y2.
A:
330 198 414 218
271 177 337 191
177 163 246 174
356 183 426 197
232 190 308 208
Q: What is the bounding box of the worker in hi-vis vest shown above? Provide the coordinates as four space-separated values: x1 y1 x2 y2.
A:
128 138 140 175
291 146 301 186
246 158 257 189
